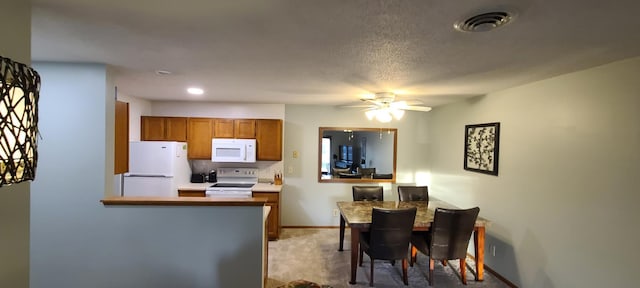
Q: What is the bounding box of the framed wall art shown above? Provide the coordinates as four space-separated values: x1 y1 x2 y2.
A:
464 122 500 176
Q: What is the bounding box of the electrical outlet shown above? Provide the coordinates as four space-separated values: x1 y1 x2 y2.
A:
292 150 299 158
491 245 496 257
332 209 339 217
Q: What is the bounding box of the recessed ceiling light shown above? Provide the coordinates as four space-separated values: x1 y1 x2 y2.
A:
187 87 204 95
155 70 172 75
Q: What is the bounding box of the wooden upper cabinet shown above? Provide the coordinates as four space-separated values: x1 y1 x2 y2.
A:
153 117 279 160
114 101 129 174
235 119 256 138
213 119 256 138
188 118 213 159
141 116 165 141
165 117 188 141
213 119 235 138
141 116 187 141
256 119 283 161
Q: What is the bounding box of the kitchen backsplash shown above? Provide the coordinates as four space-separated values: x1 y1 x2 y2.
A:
190 160 284 182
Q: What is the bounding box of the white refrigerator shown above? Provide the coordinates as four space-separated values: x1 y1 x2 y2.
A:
123 141 191 197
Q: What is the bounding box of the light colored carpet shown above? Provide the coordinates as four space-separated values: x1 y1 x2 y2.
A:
267 228 510 288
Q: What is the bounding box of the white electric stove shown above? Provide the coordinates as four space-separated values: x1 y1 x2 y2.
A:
205 168 258 198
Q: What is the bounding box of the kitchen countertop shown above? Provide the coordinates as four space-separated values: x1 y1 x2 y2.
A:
101 196 268 206
251 183 282 193
177 182 282 193
179 182 215 191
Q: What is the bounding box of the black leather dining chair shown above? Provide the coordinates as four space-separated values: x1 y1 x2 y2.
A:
352 186 384 201
397 186 429 267
339 186 385 252
372 173 393 179
359 207 417 286
397 185 429 202
410 207 480 286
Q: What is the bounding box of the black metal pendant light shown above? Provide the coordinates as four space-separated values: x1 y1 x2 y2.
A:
0 56 40 186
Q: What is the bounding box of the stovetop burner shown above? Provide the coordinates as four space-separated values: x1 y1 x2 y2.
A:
210 183 255 188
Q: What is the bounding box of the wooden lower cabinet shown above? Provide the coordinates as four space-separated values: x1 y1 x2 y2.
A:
253 192 280 240
178 190 206 197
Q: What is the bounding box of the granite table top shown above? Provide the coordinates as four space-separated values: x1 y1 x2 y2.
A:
336 198 489 230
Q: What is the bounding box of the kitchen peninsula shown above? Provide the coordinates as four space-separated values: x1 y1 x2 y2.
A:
176 183 283 240
101 196 269 206
101 196 271 287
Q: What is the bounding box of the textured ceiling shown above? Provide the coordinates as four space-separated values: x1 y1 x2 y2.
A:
31 0 640 107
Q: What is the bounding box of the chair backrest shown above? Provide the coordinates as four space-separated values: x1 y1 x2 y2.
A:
352 186 384 201
430 207 480 260
372 173 393 179
332 167 351 176
357 167 376 176
368 207 417 260
397 186 429 202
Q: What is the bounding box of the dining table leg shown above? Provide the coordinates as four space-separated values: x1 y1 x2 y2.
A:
339 214 345 251
349 226 360 285
473 226 485 281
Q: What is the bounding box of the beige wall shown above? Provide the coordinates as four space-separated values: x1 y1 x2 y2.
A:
0 0 31 287
427 57 640 287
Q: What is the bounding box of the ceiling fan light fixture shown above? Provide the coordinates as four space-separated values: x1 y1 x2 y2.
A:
391 109 405 120
375 110 392 123
350 91 431 122
365 109 377 120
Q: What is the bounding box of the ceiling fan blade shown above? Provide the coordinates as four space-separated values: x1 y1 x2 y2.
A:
389 101 408 109
404 105 432 112
403 99 425 106
362 99 384 106
338 104 373 108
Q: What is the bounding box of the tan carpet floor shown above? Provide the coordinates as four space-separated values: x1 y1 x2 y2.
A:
267 228 511 288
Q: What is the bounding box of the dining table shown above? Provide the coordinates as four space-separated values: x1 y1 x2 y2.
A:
337 198 489 285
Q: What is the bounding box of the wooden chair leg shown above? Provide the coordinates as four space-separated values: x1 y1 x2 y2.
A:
410 245 417 266
369 257 374 287
402 258 409 285
460 258 467 285
428 258 435 286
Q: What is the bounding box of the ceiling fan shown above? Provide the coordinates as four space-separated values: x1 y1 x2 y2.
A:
340 92 432 122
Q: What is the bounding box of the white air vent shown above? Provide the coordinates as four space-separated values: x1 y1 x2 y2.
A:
454 11 514 32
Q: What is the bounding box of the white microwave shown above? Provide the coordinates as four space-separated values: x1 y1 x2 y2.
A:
211 138 257 163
